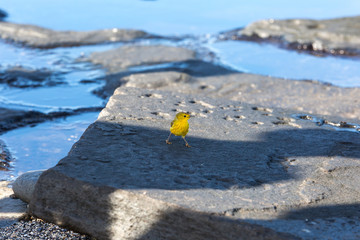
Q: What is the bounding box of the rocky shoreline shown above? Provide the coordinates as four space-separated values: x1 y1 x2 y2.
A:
222 15 360 57
1 12 360 240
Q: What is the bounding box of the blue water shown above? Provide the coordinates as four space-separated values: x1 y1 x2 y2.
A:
0 112 99 180
210 40 360 87
0 0 359 180
2 0 360 35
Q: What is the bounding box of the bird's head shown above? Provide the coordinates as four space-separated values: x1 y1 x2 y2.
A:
176 112 190 120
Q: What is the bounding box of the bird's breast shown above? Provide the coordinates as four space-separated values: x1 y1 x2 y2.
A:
170 121 189 136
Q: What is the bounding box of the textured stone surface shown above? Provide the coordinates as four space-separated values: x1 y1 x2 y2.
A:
88 45 196 72
226 16 360 56
95 64 360 120
0 181 27 228
0 22 149 48
12 170 44 203
29 87 360 239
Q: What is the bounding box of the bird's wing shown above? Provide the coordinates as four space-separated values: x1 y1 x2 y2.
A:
171 120 174 127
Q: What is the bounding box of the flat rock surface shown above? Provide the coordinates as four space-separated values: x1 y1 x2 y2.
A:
0 181 27 228
88 45 197 72
226 16 360 56
0 22 150 48
30 86 360 239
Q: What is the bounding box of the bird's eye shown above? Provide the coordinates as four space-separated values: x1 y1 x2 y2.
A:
184 115 186 118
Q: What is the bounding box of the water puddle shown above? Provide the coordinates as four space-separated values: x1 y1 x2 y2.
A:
210 40 360 87
0 112 99 181
0 83 105 113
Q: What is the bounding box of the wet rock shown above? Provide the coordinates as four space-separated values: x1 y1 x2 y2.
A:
0 9 7 20
12 170 44 203
88 45 196 72
29 87 360 239
0 140 12 171
0 67 64 88
0 106 103 134
0 108 45 134
0 22 150 48
225 16 360 57
0 181 27 228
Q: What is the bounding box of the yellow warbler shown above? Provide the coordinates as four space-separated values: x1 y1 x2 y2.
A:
166 112 191 147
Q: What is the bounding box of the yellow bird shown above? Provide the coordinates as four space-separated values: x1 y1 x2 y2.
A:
166 112 191 147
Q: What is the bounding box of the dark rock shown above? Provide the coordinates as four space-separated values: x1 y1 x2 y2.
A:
0 67 64 88
0 140 12 171
0 9 7 20
0 22 151 48
0 106 103 134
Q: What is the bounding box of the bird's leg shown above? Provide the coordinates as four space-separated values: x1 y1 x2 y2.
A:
166 132 172 144
182 136 191 148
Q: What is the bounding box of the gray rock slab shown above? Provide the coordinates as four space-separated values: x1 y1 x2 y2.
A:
0 181 27 228
97 68 360 120
12 170 44 203
226 16 360 56
29 87 360 239
0 22 149 48
88 45 196 72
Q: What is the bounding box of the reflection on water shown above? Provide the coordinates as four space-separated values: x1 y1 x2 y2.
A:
0 112 99 180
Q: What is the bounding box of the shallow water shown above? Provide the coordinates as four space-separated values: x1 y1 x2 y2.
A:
210 40 360 87
0 1 360 180
0 112 99 180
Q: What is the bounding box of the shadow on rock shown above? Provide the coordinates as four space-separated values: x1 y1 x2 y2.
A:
94 60 239 99
29 120 360 239
280 203 360 220
135 208 298 240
